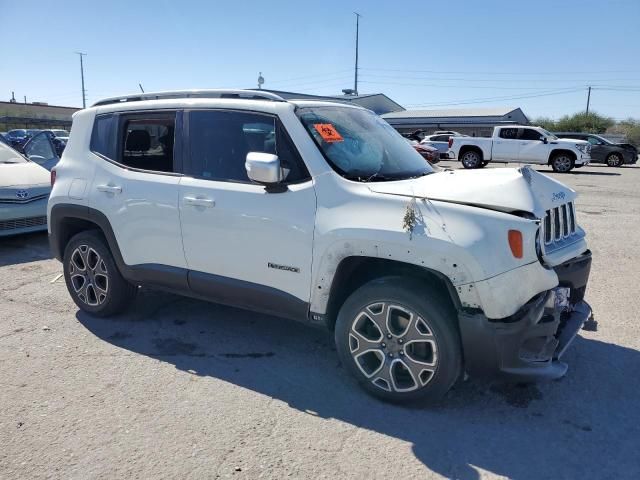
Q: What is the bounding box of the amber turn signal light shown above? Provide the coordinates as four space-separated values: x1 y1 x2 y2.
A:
508 230 523 258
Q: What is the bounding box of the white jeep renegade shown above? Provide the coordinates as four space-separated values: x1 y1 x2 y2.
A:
48 90 593 403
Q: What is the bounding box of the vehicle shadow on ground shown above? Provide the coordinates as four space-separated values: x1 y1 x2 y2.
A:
76 290 640 479
0 232 52 267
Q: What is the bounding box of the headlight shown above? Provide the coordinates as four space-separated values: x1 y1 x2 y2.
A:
575 143 589 154
535 228 544 263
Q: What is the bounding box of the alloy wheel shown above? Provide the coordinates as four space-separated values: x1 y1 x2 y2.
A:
553 155 572 172
461 151 481 168
607 154 622 167
69 245 109 306
348 302 438 393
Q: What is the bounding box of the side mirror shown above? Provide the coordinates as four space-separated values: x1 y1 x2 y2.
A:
541 137 548 144
245 152 284 186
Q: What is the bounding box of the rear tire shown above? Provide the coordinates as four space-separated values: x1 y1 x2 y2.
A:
63 230 137 317
606 153 623 167
460 150 482 169
334 277 462 404
551 153 575 173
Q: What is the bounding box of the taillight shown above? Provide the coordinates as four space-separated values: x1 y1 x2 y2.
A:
51 169 56 187
448 137 453 148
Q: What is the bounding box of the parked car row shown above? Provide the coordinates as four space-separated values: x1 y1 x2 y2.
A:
1 128 69 157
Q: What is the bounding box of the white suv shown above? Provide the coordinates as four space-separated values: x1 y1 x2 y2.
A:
48 90 593 403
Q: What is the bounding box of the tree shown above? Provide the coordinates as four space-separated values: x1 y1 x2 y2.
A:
607 119 640 147
532 111 614 133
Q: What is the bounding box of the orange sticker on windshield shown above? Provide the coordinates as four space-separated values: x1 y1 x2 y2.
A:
314 123 343 143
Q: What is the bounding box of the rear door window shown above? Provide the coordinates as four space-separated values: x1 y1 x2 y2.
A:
119 113 177 173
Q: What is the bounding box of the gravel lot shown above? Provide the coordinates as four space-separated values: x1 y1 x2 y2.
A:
1 162 639 479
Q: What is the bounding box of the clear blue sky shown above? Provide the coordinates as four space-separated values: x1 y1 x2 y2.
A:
2 0 639 120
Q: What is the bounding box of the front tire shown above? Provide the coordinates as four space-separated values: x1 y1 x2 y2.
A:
335 277 462 404
606 153 623 167
551 153 575 173
460 150 482 169
63 230 137 317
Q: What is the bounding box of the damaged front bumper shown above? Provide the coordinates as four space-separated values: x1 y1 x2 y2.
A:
458 250 592 382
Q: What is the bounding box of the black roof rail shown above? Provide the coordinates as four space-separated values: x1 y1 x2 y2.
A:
92 89 286 107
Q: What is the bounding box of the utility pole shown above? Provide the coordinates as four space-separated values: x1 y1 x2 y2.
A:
75 52 87 108
586 86 591 115
354 12 361 96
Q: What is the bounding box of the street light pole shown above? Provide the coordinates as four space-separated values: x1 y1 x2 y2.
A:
354 12 361 96
75 52 87 108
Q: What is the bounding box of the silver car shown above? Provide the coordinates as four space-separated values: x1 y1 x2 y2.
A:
0 142 51 237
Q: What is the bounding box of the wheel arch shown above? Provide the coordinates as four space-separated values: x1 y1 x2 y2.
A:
322 256 462 330
547 149 576 165
49 204 127 272
458 145 484 162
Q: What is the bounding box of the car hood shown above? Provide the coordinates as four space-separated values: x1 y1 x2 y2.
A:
0 161 50 188
554 138 588 145
368 166 576 218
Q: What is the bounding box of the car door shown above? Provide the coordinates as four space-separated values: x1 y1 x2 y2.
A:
492 127 520 161
427 135 450 156
178 109 317 320
88 111 188 285
517 128 549 164
586 135 607 162
22 131 60 170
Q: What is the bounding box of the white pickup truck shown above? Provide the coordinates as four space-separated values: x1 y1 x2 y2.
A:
448 125 591 173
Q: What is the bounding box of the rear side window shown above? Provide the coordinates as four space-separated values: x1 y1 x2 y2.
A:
120 115 176 173
499 128 518 139
186 110 309 183
90 114 116 159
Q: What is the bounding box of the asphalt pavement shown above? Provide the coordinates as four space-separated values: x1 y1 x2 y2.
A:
1 161 639 479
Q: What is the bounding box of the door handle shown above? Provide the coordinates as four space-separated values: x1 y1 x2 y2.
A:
184 196 215 207
97 184 122 194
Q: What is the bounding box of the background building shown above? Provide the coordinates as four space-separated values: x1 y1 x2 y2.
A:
258 89 405 115
382 107 530 137
0 101 80 132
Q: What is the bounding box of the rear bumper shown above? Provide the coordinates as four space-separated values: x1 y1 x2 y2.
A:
459 250 592 382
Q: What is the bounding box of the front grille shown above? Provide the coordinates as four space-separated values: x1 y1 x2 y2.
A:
0 216 47 231
0 194 49 204
542 202 577 251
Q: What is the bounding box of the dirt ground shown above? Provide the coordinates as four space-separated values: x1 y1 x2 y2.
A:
1 162 639 479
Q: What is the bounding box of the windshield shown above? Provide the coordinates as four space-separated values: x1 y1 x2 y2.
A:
51 130 68 137
540 128 558 140
8 129 27 138
296 106 434 181
0 143 27 164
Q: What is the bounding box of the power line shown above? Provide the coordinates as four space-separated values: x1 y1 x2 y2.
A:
360 72 640 83
360 66 640 76
360 79 585 90
406 88 585 108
